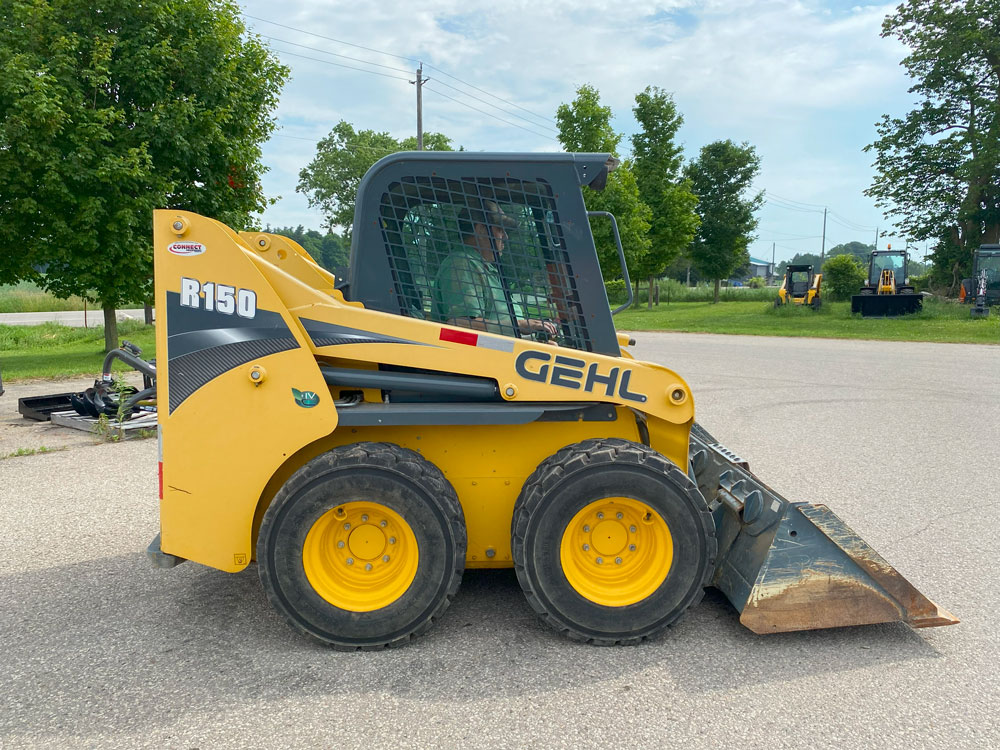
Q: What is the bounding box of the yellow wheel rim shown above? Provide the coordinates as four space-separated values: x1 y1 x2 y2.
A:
302 501 419 612
559 497 673 607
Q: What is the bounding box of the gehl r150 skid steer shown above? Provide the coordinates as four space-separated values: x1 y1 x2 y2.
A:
148 152 956 648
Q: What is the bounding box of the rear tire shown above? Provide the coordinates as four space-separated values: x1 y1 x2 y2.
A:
511 438 716 645
811 297 822 311
258 442 465 649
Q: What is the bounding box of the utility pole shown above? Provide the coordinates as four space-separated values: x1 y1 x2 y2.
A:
820 207 827 266
873 227 879 251
771 242 775 282
412 64 427 150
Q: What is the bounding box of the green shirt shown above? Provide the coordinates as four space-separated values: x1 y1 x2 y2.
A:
432 247 524 333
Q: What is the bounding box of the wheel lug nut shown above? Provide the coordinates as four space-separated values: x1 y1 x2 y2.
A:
597 512 604 519
380 520 387 527
361 514 368 522
582 544 590 551
583 525 590 532
346 558 354 565
365 563 373 571
629 544 636 551
616 512 623 519
615 557 623 564
337 540 345 549
629 525 637 533
596 557 603 565
389 537 396 544
383 555 390 562
343 522 351 530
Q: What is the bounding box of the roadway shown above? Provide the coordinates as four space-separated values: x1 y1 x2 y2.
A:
0 309 149 327
0 332 996 749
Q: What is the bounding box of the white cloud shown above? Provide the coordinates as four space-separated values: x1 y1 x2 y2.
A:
246 0 917 258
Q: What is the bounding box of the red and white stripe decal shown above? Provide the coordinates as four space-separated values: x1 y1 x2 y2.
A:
438 328 515 353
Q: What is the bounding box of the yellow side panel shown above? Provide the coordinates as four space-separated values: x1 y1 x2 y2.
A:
258 409 648 569
154 211 336 572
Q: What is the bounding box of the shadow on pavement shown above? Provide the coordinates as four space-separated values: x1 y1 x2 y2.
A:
0 552 942 740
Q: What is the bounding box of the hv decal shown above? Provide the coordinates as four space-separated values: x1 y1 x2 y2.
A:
514 350 647 403
179 277 257 318
292 388 320 408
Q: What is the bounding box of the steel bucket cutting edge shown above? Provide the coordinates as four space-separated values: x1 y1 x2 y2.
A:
689 422 958 634
720 503 959 634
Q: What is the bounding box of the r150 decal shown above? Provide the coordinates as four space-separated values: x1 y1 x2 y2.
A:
515 350 647 403
179 277 257 318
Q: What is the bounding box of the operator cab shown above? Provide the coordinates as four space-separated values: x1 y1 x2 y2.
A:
776 264 821 308
861 249 913 295
343 152 623 356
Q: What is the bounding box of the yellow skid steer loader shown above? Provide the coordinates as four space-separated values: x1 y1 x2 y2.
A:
148 152 956 648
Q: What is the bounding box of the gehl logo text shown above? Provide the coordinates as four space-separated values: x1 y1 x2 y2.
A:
515 351 647 403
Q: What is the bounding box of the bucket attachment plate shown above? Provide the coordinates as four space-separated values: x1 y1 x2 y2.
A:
690 423 957 634
851 293 922 317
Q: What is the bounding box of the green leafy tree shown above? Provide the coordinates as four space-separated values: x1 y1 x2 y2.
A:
685 140 763 302
776 252 825 276
630 86 700 308
865 0 1000 293
298 122 453 234
822 253 867 301
555 85 651 283
0 0 287 350
828 241 874 263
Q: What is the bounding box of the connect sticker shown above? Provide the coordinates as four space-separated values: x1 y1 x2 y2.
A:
168 241 206 256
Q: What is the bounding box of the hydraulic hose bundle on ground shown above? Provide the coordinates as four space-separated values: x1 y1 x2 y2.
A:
70 341 157 419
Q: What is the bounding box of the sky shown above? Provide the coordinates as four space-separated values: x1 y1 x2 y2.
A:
243 0 927 266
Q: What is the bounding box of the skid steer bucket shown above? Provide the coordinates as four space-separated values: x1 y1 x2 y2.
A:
690 424 957 633
851 293 922 317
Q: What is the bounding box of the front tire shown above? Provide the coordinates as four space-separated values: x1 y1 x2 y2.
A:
258 442 466 649
511 438 716 645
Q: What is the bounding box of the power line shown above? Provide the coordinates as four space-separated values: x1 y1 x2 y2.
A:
763 196 825 214
428 77 559 134
424 86 560 142
422 62 557 127
763 191 826 209
828 210 876 232
273 48 411 81
261 34 412 74
246 13 556 132
246 14 419 64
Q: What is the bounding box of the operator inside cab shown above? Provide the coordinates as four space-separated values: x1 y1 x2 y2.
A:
432 199 558 341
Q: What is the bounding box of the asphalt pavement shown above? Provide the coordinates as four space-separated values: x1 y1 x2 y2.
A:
0 332 996 749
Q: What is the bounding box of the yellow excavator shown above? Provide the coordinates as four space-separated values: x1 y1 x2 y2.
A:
147 152 956 648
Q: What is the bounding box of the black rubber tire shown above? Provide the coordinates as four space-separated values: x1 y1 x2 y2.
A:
811 297 822 311
257 442 466 650
511 438 717 645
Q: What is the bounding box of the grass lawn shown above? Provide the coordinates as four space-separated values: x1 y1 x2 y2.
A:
0 320 156 381
0 281 87 313
614 297 999 345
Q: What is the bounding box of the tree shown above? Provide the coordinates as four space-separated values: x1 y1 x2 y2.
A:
298 122 453 234
268 225 350 273
630 87 700 308
0 0 287 351
865 0 1000 293
828 241 874 263
555 85 651 282
822 254 867 301
685 140 763 302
